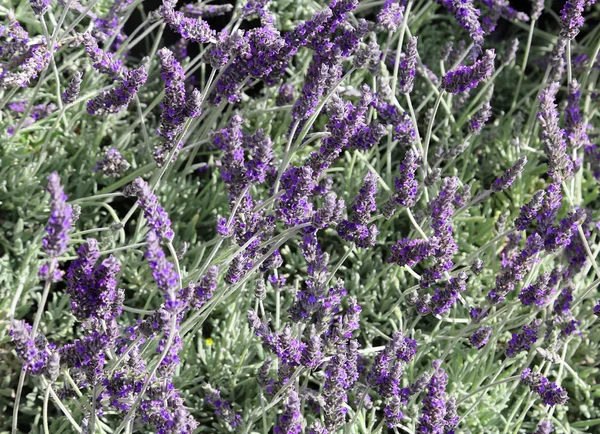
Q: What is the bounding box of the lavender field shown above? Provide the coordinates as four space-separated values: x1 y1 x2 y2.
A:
1 0 600 433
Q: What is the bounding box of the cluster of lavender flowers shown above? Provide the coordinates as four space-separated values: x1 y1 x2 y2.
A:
5 0 600 433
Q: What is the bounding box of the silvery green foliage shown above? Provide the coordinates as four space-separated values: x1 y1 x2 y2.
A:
1 0 599 433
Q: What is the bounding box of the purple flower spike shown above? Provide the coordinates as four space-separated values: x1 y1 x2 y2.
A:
96 147 130 177
518 271 553 307
453 0 484 57
277 84 295 106
399 36 418 94
565 79 589 149
124 177 174 241
521 368 568 406
442 49 495 94
389 237 440 267
81 32 125 78
469 326 492 349
42 172 73 259
145 230 180 309
468 86 493 134
274 389 303 434
87 62 148 115
534 420 554 434
155 48 188 166
378 0 405 31
337 171 379 247
515 190 545 231
538 82 572 182
62 72 82 105
491 156 527 192
10 320 59 379
506 319 542 358
30 0 50 15
159 0 215 43
417 360 456 434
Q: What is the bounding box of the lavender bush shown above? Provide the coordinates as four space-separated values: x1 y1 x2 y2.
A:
1 0 600 433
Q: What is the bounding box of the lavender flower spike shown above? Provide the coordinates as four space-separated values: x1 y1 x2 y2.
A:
384 149 421 218
96 148 130 177
538 82 571 181
30 0 50 16
62 72 82 105
124 177 174 241
274 389 303 434
418 359 450 433
399 36 418 94
441 49 495 94
155 47 187 166
145 230 180 310
87 62 148 115
42 172 73 258
337 171 379 248
39 172 73 282
534 419 554 434
491 156 527 192
10 320 59 380
515 190 545 231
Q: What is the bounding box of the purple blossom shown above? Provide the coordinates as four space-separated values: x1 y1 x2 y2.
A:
322 341 359 431
30 0 50 15
277 84 295 106
453 0 484 56
182 265 218 309
534 420 554 434
515 190 545 231
389 237 440 267
373 98 417 145
565 79 589 149
506 319 542 357
538 82 572 182
160 1 215 44
469 326 492 349
441 49 495 94
518 271 554 307
337 171 379 247
490 233 544 303
145 230 180 309
7 102 56 136
274 389 303 434
62 72 82 105
418 360 452 434
559 0 585 41
66 239 124 321
10 320 59 379
185 3 233 18
399 36 418 94
384 149 421 217
531 0 544 20
40 172 73 280
468 87 493 134
521 368 568 406
204 385 243 429
60 328 114 385
378 0 405 31
594 300 600 317
421 177 460 287
81 32 125 78
0 43 50 89
96 147 130 177
431 271 468 315
87 63 148 115
154 48 188 165
124 178 174 241
491 156 527 192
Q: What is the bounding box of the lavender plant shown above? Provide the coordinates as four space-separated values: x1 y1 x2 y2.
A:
1 0 600 433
